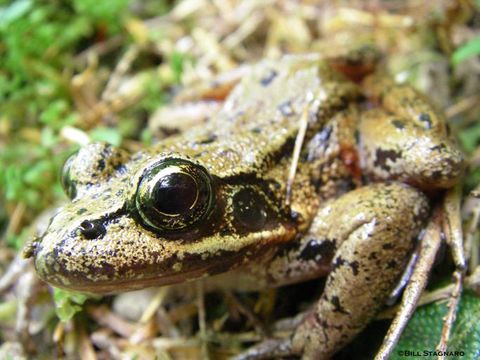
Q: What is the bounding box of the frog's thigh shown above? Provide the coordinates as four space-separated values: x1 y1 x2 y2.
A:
292 182 429 359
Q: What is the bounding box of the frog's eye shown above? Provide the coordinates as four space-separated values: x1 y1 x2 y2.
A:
135 159 215 231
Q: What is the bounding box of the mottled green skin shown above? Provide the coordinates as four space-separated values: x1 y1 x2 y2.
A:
29 55 464 359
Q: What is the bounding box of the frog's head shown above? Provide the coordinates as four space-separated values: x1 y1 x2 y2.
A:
30 142 297 293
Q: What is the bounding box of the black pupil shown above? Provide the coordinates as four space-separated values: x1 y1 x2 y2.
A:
153 173 198 215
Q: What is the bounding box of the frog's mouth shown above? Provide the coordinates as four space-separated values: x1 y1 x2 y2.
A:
34 241 268 294
32 212 297 294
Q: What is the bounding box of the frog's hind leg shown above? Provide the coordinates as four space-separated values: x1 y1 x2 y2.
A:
290 182 430 359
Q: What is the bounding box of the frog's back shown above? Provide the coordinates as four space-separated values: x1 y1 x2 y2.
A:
156 56 360 178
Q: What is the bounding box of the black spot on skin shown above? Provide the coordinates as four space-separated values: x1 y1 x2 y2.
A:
430 143 447 151
333 256 347 269
382 243 394 250
289 210 305 227
232 188 268 233
333 256 359 276
300 239 336 262
270 181 281 191
374 149 402 171
276 239 302 258
387 260 397 269
278 100 294 116
260 69 278 86
418 113 432 129
350 260 359 275
76 208 87 215
193 151 207 158
317 126 333 145
391 119 406 130
114 164 126 172
197 134 217 144
97 159 106 171
79 220 106 240
431 170 444 179
307 126 334 162
116 189 124 196
330 295 350 314
368 252 378 260
314 313 344 332
250 127 262 134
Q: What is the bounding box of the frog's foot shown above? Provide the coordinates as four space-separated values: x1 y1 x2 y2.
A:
289 182 429 359
374 206 443 359
376 187 466 359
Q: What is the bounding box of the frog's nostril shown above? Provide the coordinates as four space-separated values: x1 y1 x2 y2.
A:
79 220 106 239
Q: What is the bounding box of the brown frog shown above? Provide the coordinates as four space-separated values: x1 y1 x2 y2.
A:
26 53 464 359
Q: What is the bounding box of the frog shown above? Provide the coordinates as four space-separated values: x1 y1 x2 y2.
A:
25 53 464 359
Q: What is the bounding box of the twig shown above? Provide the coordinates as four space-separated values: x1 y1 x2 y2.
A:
286 95 311 205
436 270 463 359
75 35 124 66
445 93 480 119
102 46 140 102
224 291 269 337
140 287 169 323
443 185 466 271
196 281 209 359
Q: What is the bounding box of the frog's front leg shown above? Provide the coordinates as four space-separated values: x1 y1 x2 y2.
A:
289 182 429 359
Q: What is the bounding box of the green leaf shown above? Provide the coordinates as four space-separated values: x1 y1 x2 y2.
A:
391 290 480 359
452 36 480 67
170 52 187 83
23 159 52 185
53 288 90 323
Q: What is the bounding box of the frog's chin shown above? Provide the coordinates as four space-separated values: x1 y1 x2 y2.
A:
34 250 227 294
33 240 264 295
42 269 212 295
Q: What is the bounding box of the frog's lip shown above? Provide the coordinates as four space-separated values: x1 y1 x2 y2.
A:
33 243 221 294
34 249 259 295
33 228 292 294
